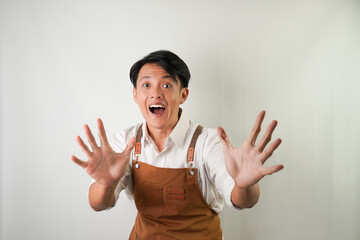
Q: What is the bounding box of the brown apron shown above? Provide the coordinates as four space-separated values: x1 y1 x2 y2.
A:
129 125 222 240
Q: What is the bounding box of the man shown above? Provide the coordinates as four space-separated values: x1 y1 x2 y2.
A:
71 50 283 239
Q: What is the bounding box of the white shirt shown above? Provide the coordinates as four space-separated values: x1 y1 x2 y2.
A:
109 111 239 214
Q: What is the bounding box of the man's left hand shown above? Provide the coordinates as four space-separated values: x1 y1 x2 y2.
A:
217 110 283 189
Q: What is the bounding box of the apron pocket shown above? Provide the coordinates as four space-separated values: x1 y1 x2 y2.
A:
138 182 165 217
163 185 189 216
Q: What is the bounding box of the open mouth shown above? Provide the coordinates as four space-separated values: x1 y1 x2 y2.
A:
149 104 166 115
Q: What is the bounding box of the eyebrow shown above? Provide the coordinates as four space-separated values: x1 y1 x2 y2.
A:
138 75 174 82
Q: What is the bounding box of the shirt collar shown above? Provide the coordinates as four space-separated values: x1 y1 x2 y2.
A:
143 108 189 148
169 108 189 148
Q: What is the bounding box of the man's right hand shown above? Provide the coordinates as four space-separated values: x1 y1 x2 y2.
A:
71 118 135 189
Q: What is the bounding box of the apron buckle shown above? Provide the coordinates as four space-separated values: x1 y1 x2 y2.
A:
134 154 140 169
188 161 195 175
188 161 194 168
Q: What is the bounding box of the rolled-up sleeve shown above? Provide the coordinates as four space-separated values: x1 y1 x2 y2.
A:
110 127 137 205
202 129 242 211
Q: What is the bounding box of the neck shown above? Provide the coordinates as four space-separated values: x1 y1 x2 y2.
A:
146 124 175 152
146 108 182 152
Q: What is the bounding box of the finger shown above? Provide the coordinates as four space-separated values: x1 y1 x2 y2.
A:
123 137 136 155
83 124 99 150
217 127 232 150
260 138 282 163
71 155 88 168
76 135 92 157
97 118 110 147
257 120 278 152
261 164 284 176
247 110 266 146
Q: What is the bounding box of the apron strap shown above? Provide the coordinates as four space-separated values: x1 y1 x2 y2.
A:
134 124 143 156
187 125 203 164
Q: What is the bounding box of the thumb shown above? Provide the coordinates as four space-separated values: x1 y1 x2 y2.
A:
123 137 136 155
217 127 232 150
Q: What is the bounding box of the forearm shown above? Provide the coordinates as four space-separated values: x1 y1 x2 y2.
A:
88 182 117 211
231 183 260 208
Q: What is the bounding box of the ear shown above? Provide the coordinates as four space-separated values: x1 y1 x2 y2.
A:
133 87 138 103
179 88 189 104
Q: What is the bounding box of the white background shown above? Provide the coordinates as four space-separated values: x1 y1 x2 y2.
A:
1 0 359 239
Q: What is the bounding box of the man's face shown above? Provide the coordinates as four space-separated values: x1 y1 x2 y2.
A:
133 63 189 132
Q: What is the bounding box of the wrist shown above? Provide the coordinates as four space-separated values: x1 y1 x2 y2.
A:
231 183 260 208
234 183 256 192
95 180 118 191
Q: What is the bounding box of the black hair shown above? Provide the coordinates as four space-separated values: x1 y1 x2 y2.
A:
129 50 191 88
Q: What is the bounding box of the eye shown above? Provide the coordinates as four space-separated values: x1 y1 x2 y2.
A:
163 84 171 88
142 83 149 87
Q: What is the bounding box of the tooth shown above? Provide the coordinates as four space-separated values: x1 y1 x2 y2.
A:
150 105 165 108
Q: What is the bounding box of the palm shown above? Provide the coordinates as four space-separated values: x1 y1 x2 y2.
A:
218 111 283 189
82 148 129 187
71 118 135 188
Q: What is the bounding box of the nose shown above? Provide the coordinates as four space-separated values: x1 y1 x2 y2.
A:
150 86 163 99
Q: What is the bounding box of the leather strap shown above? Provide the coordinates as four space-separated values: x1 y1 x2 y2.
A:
135 124 143 156
187 125 203 163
